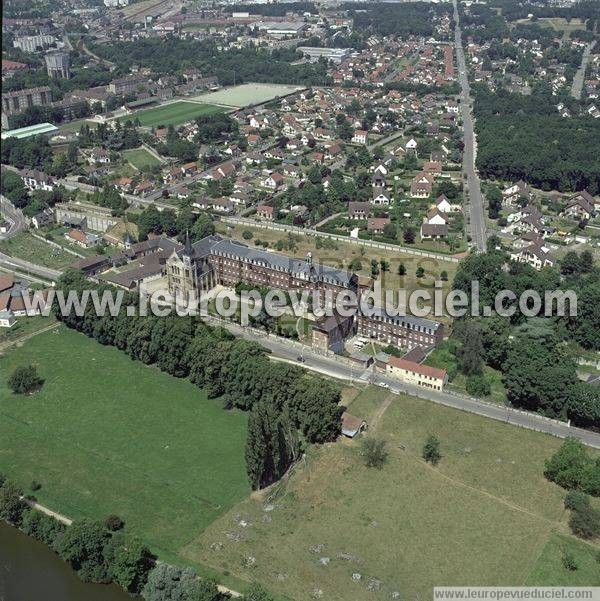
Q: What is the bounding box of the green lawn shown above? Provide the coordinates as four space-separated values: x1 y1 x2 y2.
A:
526 533 600 586
123 147 162 170
181 386 598 600
0 326 250 556
119 101 223 127
0 232 76 270
0 315 57 347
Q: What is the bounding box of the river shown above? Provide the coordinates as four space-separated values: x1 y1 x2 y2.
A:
0 521 131 601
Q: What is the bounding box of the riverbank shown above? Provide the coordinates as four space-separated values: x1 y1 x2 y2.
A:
0 520 130 601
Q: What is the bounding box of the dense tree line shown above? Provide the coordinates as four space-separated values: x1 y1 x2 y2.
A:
0 475 259 599
1 136 54 170
0 476 152 594
451 248 600 429
342 2 450 38
473 87 600 193
230 2 315 16
53 271 342 489
89 38 331 87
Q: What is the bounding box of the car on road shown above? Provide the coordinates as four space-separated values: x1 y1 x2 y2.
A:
296 356 306 363
377 382 389 388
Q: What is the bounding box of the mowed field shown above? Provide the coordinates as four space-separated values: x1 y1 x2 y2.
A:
123 147 161 170
191 83 304 108
181 386 600 600
120 101 223 127
0 326 249 556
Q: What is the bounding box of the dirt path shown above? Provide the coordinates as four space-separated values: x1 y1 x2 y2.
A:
369 391 395 431
21 497 73 526
0 321 60 351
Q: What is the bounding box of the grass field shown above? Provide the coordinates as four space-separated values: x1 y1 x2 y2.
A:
181 386 599 600
0 232 77 270
120 101 223 127
191 83 303 108
516 17 587 38
0 326 250 556
0 315 57 348
123 147 161 170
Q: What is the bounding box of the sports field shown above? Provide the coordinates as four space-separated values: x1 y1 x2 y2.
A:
120 101 223 127
123 147 162 170
181 386 599 600
0 326 249 554
191 83 304 108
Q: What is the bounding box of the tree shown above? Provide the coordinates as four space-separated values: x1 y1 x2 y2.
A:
503 333 578 418
7 365 43 394
466 375 491 397
21 508 65 546
564 491 591 512
104 532 152 594
58 519 110 583
562 551 578 571
242 583 275 601
349 258 362 271
105 514 124 531
361 437 388 469
403 227 415 244
142 564 200 601
487 185 503 219
440 270 448 281
190 213 215 242
423 435 441 465
245 401 284 490
0 480 26 526
455 321 485 376
569 506 600 540
416 266 425 278
544 438 599 496
397 263 406 276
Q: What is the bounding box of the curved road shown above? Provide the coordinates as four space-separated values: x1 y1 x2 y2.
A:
453 0 487 252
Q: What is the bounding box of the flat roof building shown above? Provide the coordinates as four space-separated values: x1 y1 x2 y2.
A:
1 122 58 140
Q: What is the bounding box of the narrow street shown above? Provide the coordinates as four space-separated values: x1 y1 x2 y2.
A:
571 41 596 100
453 0 487 252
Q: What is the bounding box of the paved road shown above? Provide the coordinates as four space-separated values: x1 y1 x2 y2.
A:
453 0 487 252
212 317 600 449
0 195 28 240
571 41 596 100
0 251 61 281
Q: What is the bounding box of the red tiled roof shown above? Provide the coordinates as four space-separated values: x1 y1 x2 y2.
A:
388 356 446 380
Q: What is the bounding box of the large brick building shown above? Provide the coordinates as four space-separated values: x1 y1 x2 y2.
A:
166 235 443 352
167 235 359 304
357 306 444 350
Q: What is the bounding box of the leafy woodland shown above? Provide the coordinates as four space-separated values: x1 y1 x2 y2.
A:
88 38 331 87
473 87 600 193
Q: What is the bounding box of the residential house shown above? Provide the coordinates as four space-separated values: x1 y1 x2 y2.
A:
411 172 434 198
352 130 368 144
348 201 372 220
20 169 54 191
367 217 390 234
262 172 285 190
65 229 100 248
386 356 446 390
257 204 275 220
372 187 391 205
510 242 556 271
421 222 448 239
562 190 595 220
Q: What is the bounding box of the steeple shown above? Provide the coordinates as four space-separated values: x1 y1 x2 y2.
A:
184 230 193 258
